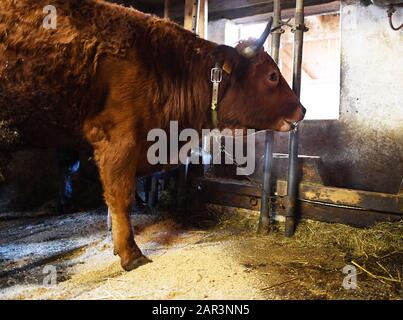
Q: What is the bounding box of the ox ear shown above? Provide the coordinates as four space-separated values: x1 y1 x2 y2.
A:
214 45 248 78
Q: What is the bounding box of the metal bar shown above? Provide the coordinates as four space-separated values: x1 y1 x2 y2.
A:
258 131 274 233
285 130 299 236
271 0 282 64
258 0 281 234
184 0 201 34
177 164 188 211
179 0 202 213
144 176 152 204
285 0 305 237
164 0 172 19
148 177 159 209
198 0 208 39
194 0 201 35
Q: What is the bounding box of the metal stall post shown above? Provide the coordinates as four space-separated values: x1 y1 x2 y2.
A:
164 0 172 19
285 0 307 237
184 0 201 34
258 0 282 234
271 0 282 64
198 0 208 39
178 0 203 211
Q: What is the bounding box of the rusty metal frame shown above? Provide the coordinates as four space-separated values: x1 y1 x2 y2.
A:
191 177 403 227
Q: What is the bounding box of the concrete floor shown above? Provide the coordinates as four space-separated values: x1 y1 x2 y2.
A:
0 208 401 300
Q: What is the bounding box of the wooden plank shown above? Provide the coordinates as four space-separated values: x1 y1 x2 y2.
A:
169 0 338 22
194 189 401 227
184 0 197 31
191 177 403 227
277 180 403 215
290 202 400 227
194 177 262 197
234 1 340 23
196 178 403 215
207 0 334 12
198 191 262 211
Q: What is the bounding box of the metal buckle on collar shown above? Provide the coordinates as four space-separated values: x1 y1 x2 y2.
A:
210 64 222 127
211 66 222 84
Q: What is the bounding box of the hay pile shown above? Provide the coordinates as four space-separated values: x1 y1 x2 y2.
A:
206 205 403 290
202 205 402 259
286 219 403 258
0 121 19 146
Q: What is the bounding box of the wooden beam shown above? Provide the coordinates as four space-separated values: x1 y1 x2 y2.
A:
234 1 340 24
210 0 337 20
291 202 400 227
206 0 337 15
183 0 208 37
196 177 403 215
184 0 197 31
170 0 339 22
193 187 400 227
198 0 208 39
276 181 403 215
191 177 402 227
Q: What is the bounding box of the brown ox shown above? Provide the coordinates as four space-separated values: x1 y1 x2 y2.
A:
0 0 305 270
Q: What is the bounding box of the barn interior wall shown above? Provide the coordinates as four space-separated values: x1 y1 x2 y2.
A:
211 1 402 194
270 1 403 194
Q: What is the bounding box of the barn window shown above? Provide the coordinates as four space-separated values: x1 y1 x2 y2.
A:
226 12 341 120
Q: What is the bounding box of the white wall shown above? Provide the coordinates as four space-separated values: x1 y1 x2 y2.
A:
208 19 239 46
340 1 403 130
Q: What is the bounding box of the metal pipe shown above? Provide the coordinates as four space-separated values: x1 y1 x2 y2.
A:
184 0 200 33
258 0 281 234
285 0 305 237
193 0 201 35
271 0 282 64
148 177 159 210
176 0 201 213
198 0 208 39
258 130 274 233
164 0 172 19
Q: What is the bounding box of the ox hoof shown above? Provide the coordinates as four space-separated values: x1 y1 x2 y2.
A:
121 255 152 271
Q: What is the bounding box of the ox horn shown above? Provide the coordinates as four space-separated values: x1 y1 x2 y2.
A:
241 16 274 59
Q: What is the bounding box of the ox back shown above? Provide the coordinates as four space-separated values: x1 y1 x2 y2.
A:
0 0 216 149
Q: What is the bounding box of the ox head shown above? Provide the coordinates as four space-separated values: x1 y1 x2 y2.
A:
214 17 306 132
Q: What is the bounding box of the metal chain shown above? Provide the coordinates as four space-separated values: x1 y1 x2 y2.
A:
197 134 263 187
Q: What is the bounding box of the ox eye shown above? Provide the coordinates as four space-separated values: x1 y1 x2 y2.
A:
268 71 279 82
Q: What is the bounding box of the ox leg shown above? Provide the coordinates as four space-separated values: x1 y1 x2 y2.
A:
94 138 150 271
